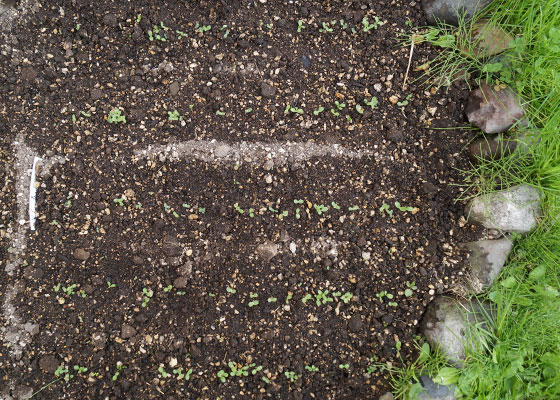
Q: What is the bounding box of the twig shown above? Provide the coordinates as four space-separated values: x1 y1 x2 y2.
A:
402 38 415 90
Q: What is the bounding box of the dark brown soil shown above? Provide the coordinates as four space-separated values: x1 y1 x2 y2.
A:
0 1 481 399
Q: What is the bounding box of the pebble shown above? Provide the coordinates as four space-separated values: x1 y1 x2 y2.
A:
121 323 137 339
103 13 118 27
73 248 90 261
422 0 491 26
379 392 394 400
256 242 279 261
173 276 188 289
261 82 276 98
348 314 363 332
90 88 103 101
92 332 107 349
264 159 274 171
39 355 59 373
265 174 273 184
214 144 231 158
301 55 312 69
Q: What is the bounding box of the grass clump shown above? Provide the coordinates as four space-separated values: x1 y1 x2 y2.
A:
388 1 560 398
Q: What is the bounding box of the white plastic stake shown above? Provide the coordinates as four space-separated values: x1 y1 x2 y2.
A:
29 157 40 231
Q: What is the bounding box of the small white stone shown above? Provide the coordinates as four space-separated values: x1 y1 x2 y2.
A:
289 242 297 254
265 174 273 184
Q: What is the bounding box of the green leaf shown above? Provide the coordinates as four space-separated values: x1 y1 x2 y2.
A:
482 62 503 73
500 276 517 288
528 265 546 281
418 342 430 363
409 382 424 398
434 367 459 385
433 34 455 48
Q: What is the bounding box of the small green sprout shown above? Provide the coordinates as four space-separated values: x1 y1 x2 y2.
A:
331 202 341 210
262 376 271 383
234 203 244 214
395 201 415 212
346 115 352 123
173 211 179 218
313 106 325 115
356 104 364 114
388 301 398 307
62 284 76 296
364 97 379 109
79 289 86 298
293 199 304 204
249 208 255 218
330 108 340 117
75 23 81 31
158 366 168 378
80 111 91 117
313 204 329 215
305 365 319 372
142 287 153 307
379 203 393 218
55 366 74 382
285 371 300 382
348 205 360 211
362 16 385 32
163 285 173 293
376 291 394 303
182 203 191 208
252 365 263 375
315 289 334 306
113 197 125 206
405 18 413 28
319 22 333 33
334 101 346 111
107 281 116 288
185 368 193 380
71 114 76 123
173 367 184 379
226 286 237 294
340 19 348 29
397 94 413 107
198 207 206 214
217 369 229 382
285 104 303 114
168 110 182 121
404 281 418 297
107 108 126 124
286 293 293 303
279 210 289 219
54 283 61 292
295 208 301 219
136 14 141 23
339 363 350 369
250 292 258 298
177 291 186 295
216 110 225 116
195 23 211 33
268 297 277 303
65 200 72 207
297 20 305 32
301 294 313 304
340 292 353 303
73 365 88 374
245 107 253 113
248 300 259 307
176 30 187 40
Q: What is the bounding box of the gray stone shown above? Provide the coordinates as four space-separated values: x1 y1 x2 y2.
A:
261 82 276 98
378 392 394 400
169 81 180 96
467 184 541 233
173 276 188 289
463 238 512 292
256 242 279 262
422 0 491 26
39 355 59 373
103 13 118 27
13 385 33 400
92 332 107 349
467 134 517 161
121 323 136 339
23 322 39 336
466 83 525 134
90 88 103 101
421 296 491 366
73 248 90 261
214 144 231 158
301 55 312 69
417 375 457 400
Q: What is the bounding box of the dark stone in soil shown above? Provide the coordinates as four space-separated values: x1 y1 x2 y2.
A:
348 314 364 332
73 248 90 261
121 323 136 339
39 355 59 373
103 13 118 27
90 88 103 101
261 82 276 98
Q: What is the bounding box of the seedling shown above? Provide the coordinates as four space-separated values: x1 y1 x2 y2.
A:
249 208 255 218
348 205 360 211
177 291 186 295
198 207 206 214
245 107 253 113
356 104 364 114
158 366 168 378
54 365 74 382
388 301 398 307
376 291 394 303
262 376 271 384
80 111 91 117
173 367 184 379
315 289 334 306
73 365 88 374
226 286 237 294
319 22 333 33
330 108 340 116
251 365 263 375
293 199 304 204
364 97 379 109
404 281 417 297
301 293 313 304
339 19 348 29
334 101 346 111
163 285 173 293
284 104 303 114
362 16 385 32
297 20 305 32
141 287 153 307
62 284 76 296
215 110 225 116
168 110 182 121
217 369 229 382
228 361 250 377
379 203 393 218
339 363 350 369
279 210 288 219
305 365 319 372
313 204 329 215
268 297 277 303
75 23 81 31
113 197 125 206
331 201 341 210
136 14 141 23
346 115 352 123
394 201 415 212
195 23 211 33
176 30 187 40
234 203 244 214
107 108 126 124
340 292 353 303
107 281 116 288
397 94 413 107
78 289 86 298
313 106 325 115
295 208 301 219
53 283 60 292
285 371 300 382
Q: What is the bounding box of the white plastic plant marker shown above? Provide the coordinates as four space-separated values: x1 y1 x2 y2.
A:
29 156 40 231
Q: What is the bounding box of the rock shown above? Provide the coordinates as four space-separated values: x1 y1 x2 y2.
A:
12 385 33 400
23 322 39 335
214 144 231 158
466 83 524 134
264 159 274 171
467 184 541 233
348 314 363 332
39 355 59 373
173 276 188 289
467 134 517 161
90 88 103 101
256 241 279 262
463 21 513 58
169 81 180 96
167 256 182 267
92 332 107 349
177 262 193 277
121 323 136 339
21 67 37 81
387 129 404 143
421 296 492 366
73 248 90 261
261 81 276 98
161 234 183 257
379 393 394 400
421 0 492 26
301 55 312 69
462 238 512 292
417 375 457 400
103 13 118 27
